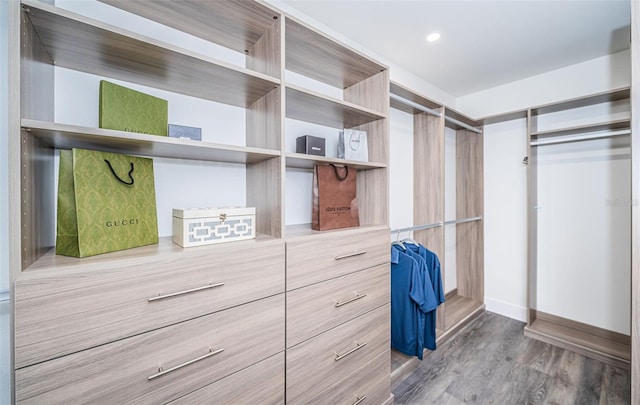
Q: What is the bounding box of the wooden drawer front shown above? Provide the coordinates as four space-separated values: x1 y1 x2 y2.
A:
286 227 389 290
302 349 391 405
287 263 389 348
14 240 284 368
286 304 390 404
169 353 284 405
16 294 284 405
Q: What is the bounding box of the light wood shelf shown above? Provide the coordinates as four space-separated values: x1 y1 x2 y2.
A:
444 294 484 331
285 152 386 170
285 17 386 90
284 224 388 240
286 85 386 129
531 87 630 116
21 235 280 275
22 1 280 109
530 118 631 138
22 119 281 164
525 314 631 370
98 0 280 56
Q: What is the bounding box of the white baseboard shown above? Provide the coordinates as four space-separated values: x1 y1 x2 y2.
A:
484 297 527 322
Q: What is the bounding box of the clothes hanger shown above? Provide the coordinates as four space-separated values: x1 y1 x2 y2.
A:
401 229 419 246
391 229 406 250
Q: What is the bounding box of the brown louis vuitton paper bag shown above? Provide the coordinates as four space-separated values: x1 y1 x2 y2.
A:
312 164 359 231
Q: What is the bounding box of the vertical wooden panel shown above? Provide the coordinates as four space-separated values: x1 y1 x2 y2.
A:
455 221 484 302
356 167 388 226
20 9 55 270
247 18 281 78
247 87 280 150
8 1 23 403
344 70 389 115
413 109 444 226
20 131 55 270
344 70 389 228
21 9 54 122
456 129 483 219
630 0 639 401
456 129 484 303
247 157 281 238
526 109 538 326
413 107 445 331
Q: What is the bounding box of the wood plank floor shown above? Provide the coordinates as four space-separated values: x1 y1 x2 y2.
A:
392 312 631 404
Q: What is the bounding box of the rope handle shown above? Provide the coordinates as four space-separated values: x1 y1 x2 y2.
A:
104 159 135 186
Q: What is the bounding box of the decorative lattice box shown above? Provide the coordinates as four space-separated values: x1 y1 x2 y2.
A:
172 207 256 247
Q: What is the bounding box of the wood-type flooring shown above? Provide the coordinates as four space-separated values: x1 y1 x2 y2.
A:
392 312 630 404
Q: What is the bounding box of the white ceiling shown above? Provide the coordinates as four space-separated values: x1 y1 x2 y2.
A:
281 0 631 97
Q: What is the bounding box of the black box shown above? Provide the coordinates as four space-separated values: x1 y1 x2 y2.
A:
296 135 325 156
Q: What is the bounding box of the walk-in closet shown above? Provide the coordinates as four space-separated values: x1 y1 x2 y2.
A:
1 0 638 403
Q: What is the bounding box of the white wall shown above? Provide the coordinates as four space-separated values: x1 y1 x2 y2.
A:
483 118 529 321
389 108 414 233
535 103 631 334
458 50 631 119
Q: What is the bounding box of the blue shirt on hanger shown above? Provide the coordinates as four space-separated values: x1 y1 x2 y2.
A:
390 244 427 359
406 243 445 351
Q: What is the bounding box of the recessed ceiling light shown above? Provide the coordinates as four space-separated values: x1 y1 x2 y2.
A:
426 33 440 42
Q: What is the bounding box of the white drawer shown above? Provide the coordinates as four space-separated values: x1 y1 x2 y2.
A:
14 238 284 368
286 304 390 404
169 353 284 405
16 294 285 404
286 226 389 290
287 263 389 348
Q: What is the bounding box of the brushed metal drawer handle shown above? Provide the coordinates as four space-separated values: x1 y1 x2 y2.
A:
335 251 367 260
353 394 367 405
148 282 225 302
148 347 224 380
334 341 367 361
335 293 367 307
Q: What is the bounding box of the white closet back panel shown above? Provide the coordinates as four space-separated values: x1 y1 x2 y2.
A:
536 134 631 335
389 107 414 232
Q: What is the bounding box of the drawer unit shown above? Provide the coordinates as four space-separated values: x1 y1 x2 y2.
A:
287 263 390 347
15 294 285 404
286 226 389 290
301 349 391 405
14 238 284 368
169 353 285 405
286 304 390 404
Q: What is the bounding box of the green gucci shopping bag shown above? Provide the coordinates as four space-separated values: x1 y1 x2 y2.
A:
56 148 159 257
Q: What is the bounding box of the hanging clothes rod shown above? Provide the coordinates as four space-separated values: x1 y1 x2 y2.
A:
390 93 442 118
390 216 482 234
530 129 631 146
390 93 482 134
443 216 483 225
444 116 482 134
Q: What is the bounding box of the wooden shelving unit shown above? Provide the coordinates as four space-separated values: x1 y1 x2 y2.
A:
389 81 485 378
9 1 392 403
525 88 632 368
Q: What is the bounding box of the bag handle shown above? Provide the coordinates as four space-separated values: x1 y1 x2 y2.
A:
330 164 349 181
104 159 135 186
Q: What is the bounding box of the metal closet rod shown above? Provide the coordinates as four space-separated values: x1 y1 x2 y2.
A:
390 216 483 234
530 129 631 146
390 93 482 134
390 93 442 117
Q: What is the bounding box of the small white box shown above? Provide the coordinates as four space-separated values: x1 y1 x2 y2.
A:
172 206 256 247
